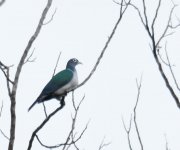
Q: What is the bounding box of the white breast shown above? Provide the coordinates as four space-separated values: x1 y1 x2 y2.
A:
55 71 78 95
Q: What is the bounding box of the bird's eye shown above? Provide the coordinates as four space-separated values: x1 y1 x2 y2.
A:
73 59 77 62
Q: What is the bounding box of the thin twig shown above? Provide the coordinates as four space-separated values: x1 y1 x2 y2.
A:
0 101 3 118
164 134 170 150
156 4 177 47
164 42 180 91
62 95 86 150
24 48 36 64
157 50 172 66
151 0 162 35
52 51 61 77
35 96 88 149
43 8 57 25
134 77 143 150
42 102 48 118
74 0 131 91
0 61 14 85
72 91 77 110
28 101 65 150
122 116 133 150
131 0 180 109
35 123 88 149
42 51 61 118
98 136 111 150
0 129 9 140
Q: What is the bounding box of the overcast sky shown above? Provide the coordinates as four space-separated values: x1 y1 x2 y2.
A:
1 0 180 150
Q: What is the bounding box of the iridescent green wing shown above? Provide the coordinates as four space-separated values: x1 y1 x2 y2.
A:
41 69 73 95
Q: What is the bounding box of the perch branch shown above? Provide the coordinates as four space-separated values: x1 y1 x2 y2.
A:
28 101 65 150
35 96 88 149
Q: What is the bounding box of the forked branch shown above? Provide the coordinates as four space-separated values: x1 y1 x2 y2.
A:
131 0 180 109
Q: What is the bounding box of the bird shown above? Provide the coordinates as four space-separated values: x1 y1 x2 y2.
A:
28 58 82 111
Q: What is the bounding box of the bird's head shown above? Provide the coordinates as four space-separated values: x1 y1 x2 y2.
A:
66 58 82 70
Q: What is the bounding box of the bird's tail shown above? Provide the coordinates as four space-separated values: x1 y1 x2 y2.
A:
28 100 37 112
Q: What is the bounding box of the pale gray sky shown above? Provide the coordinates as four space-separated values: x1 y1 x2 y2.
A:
1 0 180 149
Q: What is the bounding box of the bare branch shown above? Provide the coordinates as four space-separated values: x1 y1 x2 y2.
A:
0 0 5 6
62 95 86 150
0 61 14 85
35 96 88 150
164 42 180 91
23 48 36 64
0 101 9 141
131 0 180 109
164 134 170 150
129 3 146 27
35 122 88 149
113 0 121 5
122 116 133 150
74 0 131 91
0 129 9 140
71 91 77 111
156 4 177 47
52 51 61 77
151 0 162 35
142 0 148 26
169 15 180 29
8 1 53 149
43 8 57 25
42 51 62 118
98 137 111 150
157 48 172 66
134 77 144 150
0 61 14 99
0 101 3 118
27 99 65 150
42 102 48 118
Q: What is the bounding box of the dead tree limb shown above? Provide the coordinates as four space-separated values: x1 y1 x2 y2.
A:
130 0 180 109
5 0 54 150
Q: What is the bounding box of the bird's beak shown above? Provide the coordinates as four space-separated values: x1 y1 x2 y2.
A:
78 61 83 65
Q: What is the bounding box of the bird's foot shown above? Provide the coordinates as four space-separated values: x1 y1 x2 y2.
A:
60 96 65 107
